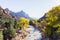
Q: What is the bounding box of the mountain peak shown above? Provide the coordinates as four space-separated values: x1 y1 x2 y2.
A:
5 8 9 11
17 10 25 14
20 10 24 12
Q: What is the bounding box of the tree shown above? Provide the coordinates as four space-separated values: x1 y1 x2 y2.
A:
17 17 30 29
3 20 16 40
45 6 60 40
29 19 37 26
38 6 60 40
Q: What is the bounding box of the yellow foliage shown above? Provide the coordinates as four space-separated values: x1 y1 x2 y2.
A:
57 28 60 32
24 24 29 28
43 6 60 36
53 23 60 28
57 28 60 35
17 17 30 28
32 19 37 23
20 17 30 24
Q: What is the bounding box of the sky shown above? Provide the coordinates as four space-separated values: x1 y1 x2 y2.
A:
0 0 60 19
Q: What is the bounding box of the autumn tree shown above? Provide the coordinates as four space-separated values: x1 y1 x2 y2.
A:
43 6 60 40
17 17 30 29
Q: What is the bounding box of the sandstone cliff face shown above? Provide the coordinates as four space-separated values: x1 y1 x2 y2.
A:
0 6 13 19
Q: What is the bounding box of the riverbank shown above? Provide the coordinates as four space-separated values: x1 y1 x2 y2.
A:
12 25 42 40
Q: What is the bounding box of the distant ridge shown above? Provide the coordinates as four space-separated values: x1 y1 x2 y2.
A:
5 8 32 19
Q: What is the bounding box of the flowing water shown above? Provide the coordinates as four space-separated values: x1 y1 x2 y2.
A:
25 25 42 40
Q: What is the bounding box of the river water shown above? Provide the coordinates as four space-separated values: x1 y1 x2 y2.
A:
25 25 42 40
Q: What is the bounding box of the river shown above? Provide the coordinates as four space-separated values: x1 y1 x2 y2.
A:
24 25 42 40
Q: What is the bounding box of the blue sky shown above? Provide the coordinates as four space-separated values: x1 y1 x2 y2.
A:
0 0 60 19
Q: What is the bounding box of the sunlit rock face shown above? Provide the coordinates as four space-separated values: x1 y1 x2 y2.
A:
24 26 42 40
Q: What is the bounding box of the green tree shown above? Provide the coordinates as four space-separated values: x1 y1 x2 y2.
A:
3 20 16 40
